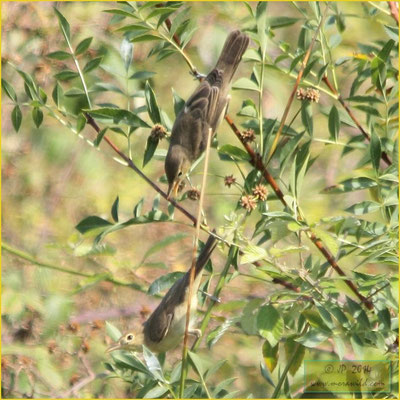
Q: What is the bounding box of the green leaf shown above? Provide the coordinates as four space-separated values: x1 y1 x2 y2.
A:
238 99 258 118
75 37 93 56
285 339 305 376
142 386 168 399
169 7 190 38
86 107 151 128
350 333 364 358
328 105 340 141
32 107 43 128
11 105 22 132
346 95 383 104
232 77 259 91
39 88 47 104
142 233 187 263
143 136 159 167
47 50 71 60
345 201 381 215
76 113 86 133
256 1 268 54
218 144 250 162
370 130 382 171
133 198 144 218
256 305 283 347
295 329 329 348
377 39 395 62
301 102 313 136
54 70 79 81
54 7 71 45
262 340 278 372
346 297 370 328
144 81 161 124
103 8 137 18
105 321 122 341
111 196 119 222
52 82 63 107
94 128 108 147
75 216 112 234
354 104 381 117
130 34 162 43
259 364 275 390
83 57 103 73
147 271 184 295
172 88 185 117
383 25 399 42
269 16 299 29
2 79 17 102
129 70 156 80
323 177 377 193
143 346 165 382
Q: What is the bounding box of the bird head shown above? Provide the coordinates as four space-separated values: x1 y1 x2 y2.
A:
106 332 143 353
165 145 190 199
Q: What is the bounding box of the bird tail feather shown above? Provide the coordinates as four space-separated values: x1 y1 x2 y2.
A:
214 30 249 82
195 232 218 277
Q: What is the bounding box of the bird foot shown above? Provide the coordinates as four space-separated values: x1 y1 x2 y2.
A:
190 69 206 81
200 290 221 303
189 328 202 339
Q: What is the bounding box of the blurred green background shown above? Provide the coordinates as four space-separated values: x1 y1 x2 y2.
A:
1 1 398 398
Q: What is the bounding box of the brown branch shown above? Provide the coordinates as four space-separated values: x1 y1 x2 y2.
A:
322 76 392 166
388 1 399 24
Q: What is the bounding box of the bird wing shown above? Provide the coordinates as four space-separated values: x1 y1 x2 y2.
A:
143 277 187 343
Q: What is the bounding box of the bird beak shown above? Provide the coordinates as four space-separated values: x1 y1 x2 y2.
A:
167 180 180 200
106 342 121 353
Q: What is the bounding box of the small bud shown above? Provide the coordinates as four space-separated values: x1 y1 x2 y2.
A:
239 128 256 144
91 320 104 330
47 340 57 354
186 188 200 201
67 322 80 333
240 195 257 212
81 338 90 353
224 175 236 188
69 373 80 386
150 124 167 141
252 184 268 201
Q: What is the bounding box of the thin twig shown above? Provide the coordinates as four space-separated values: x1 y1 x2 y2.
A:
1 241 147 292
321 77 392 166
267 6 328 162
179 128 213 397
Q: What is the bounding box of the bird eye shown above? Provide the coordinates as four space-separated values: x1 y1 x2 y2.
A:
126 334 134 341
178 171 183 177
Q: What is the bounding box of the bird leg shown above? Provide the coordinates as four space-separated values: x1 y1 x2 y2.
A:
188 328 202 339
190 69 206 82
199 290 221 303
224 95 231 117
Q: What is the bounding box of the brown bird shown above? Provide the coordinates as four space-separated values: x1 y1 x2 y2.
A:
107 234 218 354
165 30 249 198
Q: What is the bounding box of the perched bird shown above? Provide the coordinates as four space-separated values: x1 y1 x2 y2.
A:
165 30 249 198
107 234 218 353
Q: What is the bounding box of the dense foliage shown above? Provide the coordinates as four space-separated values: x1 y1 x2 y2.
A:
2 1 398 398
